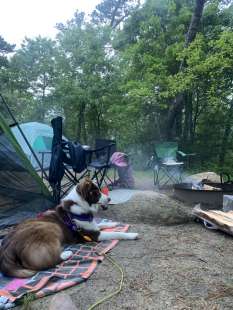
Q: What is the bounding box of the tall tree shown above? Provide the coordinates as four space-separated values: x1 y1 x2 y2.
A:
110 0 195 147
12 37 57 121
166 0 206 139
55 12 116 142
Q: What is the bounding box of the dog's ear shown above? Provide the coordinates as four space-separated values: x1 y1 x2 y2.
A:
78 178 93 201
56 200 74 218
56 203 66 218
62 200 75 211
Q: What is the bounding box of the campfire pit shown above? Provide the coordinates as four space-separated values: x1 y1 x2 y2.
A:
173 181 233 208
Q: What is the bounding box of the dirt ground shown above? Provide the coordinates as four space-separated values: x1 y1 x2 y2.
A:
19 187 233 310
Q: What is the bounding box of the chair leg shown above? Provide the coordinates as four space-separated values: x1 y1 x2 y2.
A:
91 170 101 188
158 167 171 188
153 167 159 188
94 167 113 189
91 169 104 189
104 168 115 187
178 167 183 183
161 165 183 186
99 167 107 188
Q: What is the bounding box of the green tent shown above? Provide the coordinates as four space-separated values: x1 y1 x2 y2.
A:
11 122 54 170
0 97 54 228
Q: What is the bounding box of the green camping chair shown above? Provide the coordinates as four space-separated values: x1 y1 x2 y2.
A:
152 142 193 188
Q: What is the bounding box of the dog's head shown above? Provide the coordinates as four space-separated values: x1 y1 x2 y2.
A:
78 178 101 205
57 179 110 218
77 178 110 209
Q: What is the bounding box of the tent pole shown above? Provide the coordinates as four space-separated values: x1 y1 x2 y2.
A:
0 94 49 180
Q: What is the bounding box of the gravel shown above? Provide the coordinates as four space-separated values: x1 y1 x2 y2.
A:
18 190 233 310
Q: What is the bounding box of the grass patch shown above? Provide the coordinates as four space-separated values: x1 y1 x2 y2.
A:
21 293 36 310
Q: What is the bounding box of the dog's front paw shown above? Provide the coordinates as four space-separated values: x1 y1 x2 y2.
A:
128 233 139 240
98 222 118 229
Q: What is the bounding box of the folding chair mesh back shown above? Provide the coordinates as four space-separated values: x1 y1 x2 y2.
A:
95 139 116 159
155 142 178 161
88 139 116 188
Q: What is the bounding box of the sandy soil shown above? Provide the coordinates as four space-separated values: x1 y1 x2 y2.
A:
17 189 233 310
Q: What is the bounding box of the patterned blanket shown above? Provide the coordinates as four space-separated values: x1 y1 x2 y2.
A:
0 222 129 307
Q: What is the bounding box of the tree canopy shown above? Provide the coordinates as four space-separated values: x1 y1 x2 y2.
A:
1 0 233 171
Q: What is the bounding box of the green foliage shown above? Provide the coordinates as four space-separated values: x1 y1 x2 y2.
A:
0 35 15 68
21 293 36 310
1 0 233 172
91 0 140 28
54 13 119 142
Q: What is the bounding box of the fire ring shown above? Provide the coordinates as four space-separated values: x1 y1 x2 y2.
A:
173 181 233 208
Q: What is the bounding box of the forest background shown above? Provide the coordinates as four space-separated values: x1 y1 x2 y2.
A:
1 0 233 173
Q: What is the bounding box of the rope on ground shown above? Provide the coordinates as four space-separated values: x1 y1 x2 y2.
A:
87 250 124 310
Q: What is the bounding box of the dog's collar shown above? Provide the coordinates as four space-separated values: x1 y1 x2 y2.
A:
63 212 94 232
71 213 94 222
62 213 77 232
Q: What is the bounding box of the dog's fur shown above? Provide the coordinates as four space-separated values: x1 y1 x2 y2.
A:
0 178 138 278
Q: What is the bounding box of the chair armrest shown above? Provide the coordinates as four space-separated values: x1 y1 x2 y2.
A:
177 151 196 157
177 150 186 157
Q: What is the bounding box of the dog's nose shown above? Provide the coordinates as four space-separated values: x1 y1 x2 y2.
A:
107 197 111 202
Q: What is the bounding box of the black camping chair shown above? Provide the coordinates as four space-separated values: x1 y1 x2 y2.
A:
87 139 116 189
49 118 117 201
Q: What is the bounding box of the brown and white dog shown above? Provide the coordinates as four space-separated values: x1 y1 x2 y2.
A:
0 178 138 278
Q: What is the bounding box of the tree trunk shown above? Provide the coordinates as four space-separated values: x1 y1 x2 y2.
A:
175 107 183 138
219 103 233 167
97 111 101 137
183 93 189 144
76 103 86 142
166 0 206 140
182 92 193 147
